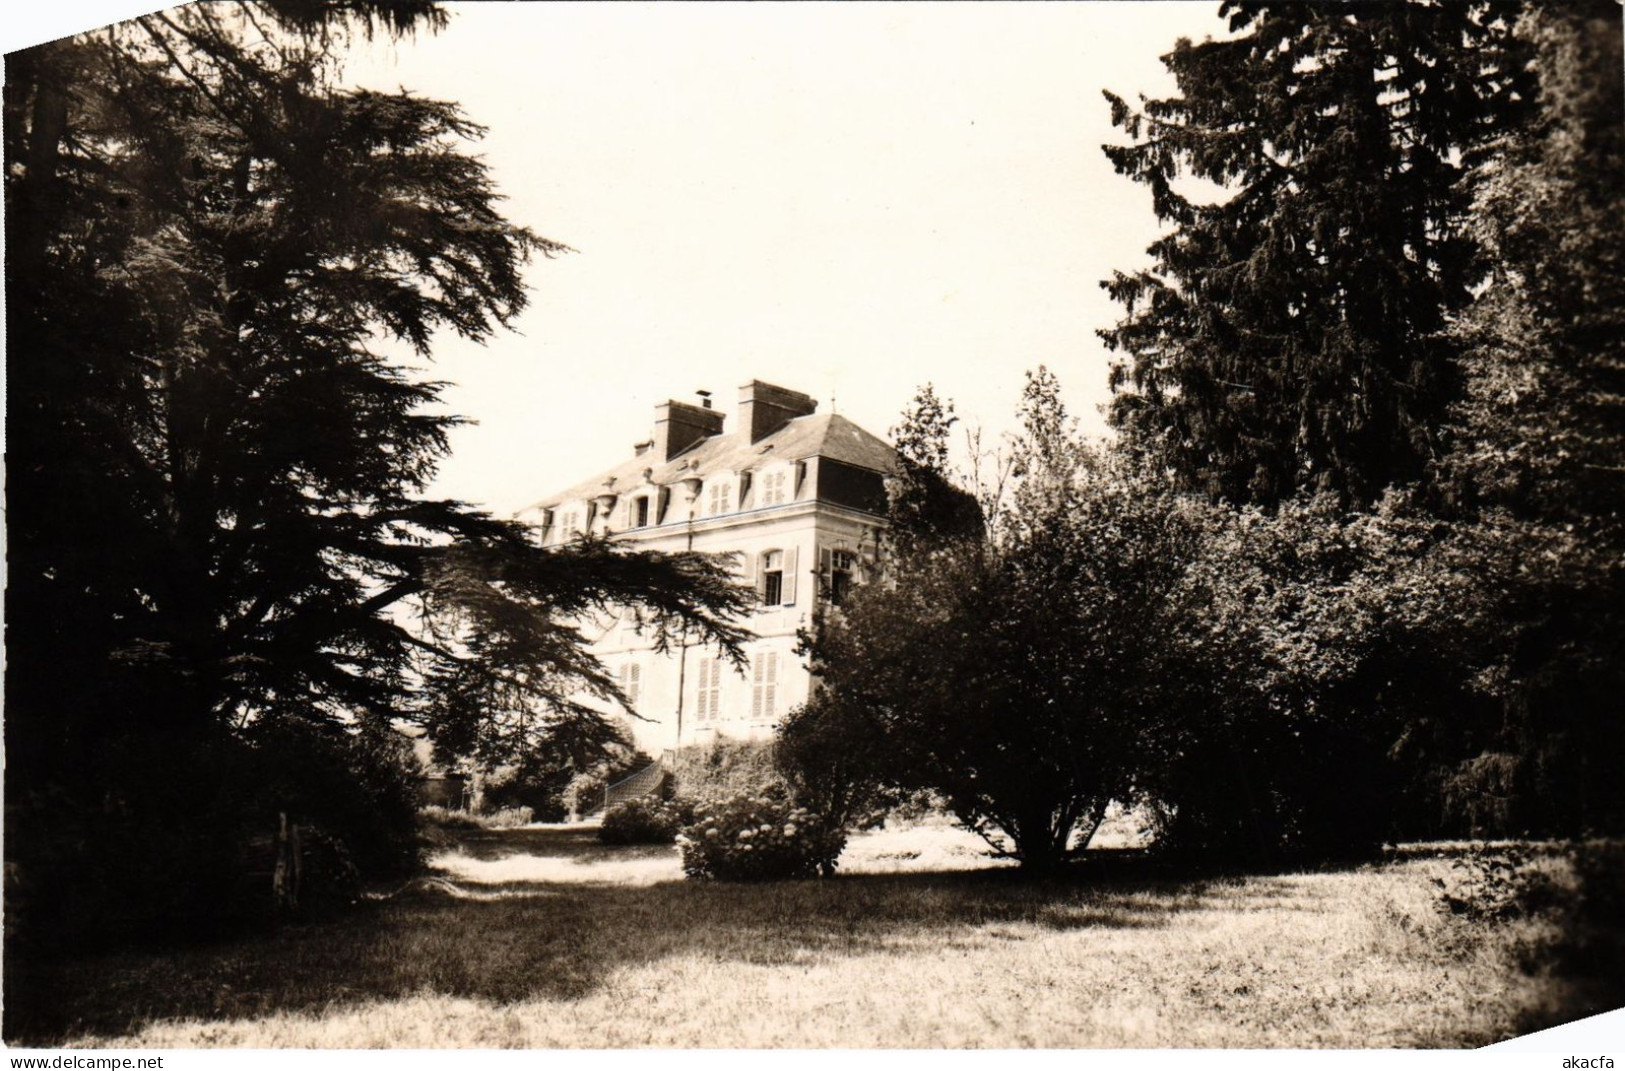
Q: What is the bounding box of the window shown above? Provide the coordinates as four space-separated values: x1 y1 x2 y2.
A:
694 657 722 726
707 481 731 516
754 546 797 606
751 650 779 721
761 550 783 606
618 661 642 709
559 510 580 542
829 549 854 606
760 470 787 506
633 497 650 528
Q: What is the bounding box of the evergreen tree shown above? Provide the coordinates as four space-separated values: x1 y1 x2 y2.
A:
1100 1 1533 506
4 2 751 939
1439 0 1624 537
1430 0 1625 835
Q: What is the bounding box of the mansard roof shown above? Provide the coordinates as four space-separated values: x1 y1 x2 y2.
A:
525 410 895 512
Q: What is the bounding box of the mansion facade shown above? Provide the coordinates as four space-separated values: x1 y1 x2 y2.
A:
517 381 894 753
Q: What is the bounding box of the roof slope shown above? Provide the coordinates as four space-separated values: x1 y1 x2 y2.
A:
525 412 895 512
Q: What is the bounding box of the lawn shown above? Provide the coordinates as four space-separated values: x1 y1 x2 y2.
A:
3 820 1609 1048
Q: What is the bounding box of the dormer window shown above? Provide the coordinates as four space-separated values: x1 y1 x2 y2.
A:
632 496 650 528
559 510 581 542
707 480 732 516
760 470 788 507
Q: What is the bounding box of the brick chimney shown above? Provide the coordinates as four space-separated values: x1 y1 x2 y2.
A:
738 381 817 444
653 399 725 461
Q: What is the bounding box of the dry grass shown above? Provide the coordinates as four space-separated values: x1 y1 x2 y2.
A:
3 822 1601 1049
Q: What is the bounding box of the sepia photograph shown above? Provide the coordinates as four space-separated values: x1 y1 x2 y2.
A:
4 0 1623 1055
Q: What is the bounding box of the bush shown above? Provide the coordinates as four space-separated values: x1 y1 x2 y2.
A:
7 719 426 952
679 793 845 881
1571 841 1625 927
667 739 783 804
1432 844 1559 922
419 805 484 831
475 742 655 822
479 805 536 829
237 719 425 887
599 797 689 845
776 695 898 832
1552 840 1625 986
1149 721 1397 867
477 761 573 822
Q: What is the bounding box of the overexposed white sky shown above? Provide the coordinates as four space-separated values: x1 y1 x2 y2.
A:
12 2 1229 514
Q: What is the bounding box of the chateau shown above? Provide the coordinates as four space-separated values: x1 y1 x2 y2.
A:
517 381 894 753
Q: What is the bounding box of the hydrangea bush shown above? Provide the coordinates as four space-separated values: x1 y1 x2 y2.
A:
679 794 845 881
598 797 689 845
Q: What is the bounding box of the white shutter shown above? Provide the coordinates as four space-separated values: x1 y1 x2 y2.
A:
720 660 728 722
692 656 705 724
764 651 778 719
713 659 725 722
781 546 798 605
750 655 763 720
710 659 723 723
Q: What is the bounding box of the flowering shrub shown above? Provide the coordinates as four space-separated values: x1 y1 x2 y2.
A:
679 794 845 881
599 797 688 845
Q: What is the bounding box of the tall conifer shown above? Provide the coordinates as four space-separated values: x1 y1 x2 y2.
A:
1101 2 1533 506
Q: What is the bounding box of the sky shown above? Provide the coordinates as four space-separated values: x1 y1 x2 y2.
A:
11 2 1233 515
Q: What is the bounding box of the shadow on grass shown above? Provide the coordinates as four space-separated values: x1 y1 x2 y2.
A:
5 827 1222 1044
448 824 678 866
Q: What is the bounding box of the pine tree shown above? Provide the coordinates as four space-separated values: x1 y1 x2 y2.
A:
1100 1 1533 506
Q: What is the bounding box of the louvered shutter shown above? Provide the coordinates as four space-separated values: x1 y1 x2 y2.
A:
695 658 711 724
764 651 778 719
781 546 798 605
751 656 764 720
714 659 725 722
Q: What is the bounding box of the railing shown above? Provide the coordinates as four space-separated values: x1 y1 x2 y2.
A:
602 756 669 813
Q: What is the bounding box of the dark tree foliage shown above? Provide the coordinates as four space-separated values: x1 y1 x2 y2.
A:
1427 0 1625 836
883 383 983 552
3 2 750 944
1438 0 1624 537
797 374 1233 871
1100 1 1533 507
